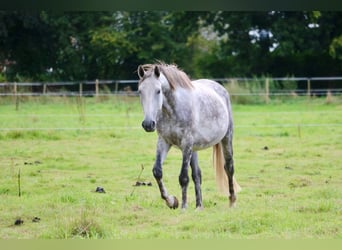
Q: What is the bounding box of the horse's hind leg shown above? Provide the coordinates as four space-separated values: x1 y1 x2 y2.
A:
190 152 203 209
179 145 193 209
221 132 237 207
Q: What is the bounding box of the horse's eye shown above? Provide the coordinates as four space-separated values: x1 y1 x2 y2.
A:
156 90 161 95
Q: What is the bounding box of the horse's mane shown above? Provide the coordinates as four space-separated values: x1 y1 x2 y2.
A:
140 62 194 90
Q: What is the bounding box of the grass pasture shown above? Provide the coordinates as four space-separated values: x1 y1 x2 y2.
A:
0 95 341 239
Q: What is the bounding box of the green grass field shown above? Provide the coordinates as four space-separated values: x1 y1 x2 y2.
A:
0 95 341 239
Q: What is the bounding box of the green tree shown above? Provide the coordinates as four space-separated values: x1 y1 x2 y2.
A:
0 11 110 81
39 11 109 81
1 11 341 82
200 11 342 77
89 11 203 79
0 11 58 80
201 12 275 77
268 11 342 76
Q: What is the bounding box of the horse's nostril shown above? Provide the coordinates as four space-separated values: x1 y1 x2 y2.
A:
142 120 156 132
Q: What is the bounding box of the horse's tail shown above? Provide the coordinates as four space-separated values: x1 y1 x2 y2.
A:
213 143 241 195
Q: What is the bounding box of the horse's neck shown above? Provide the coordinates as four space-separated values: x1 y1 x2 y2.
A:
160 74 175 115
160 73 193 116
161 87 193 119
161 88 176 116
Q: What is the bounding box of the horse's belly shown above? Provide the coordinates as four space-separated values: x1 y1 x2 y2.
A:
192 119 228 150
192 90 229 150
160 110 229 151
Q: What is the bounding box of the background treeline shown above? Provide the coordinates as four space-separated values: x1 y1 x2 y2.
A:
0 11 342 82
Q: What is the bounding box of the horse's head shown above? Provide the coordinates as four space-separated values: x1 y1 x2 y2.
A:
137 65 164 132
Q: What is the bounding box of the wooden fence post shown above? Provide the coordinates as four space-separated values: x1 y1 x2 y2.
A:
115 81 119 94
13 82 17 95
14 82 19 111
307 78 311 98
265 78 270 104
95 79 99 97
43 83 47 95
79 82 83 97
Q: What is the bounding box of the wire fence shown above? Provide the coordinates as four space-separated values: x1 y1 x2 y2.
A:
1 111 342 132
1 77 342 100
1 78 341 133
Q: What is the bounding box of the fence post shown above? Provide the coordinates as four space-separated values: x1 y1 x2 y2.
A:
265 78 270 104
14 82 19 111
43 83 47 95
13 82 17 95
115 81 119 94
79 82 83 97
95 79 99 97
307 78 311 98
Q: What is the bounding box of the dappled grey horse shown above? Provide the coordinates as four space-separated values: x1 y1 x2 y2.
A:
137 63 240 209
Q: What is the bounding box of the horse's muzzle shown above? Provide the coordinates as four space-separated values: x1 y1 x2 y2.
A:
142 120 156 132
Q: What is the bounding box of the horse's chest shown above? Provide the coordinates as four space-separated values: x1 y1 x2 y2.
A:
156 117 190 147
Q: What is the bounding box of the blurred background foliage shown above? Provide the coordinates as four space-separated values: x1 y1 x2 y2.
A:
0 11 341 81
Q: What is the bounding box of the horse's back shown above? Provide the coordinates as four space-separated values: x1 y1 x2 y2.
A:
193 78 233 124
192 79 231 103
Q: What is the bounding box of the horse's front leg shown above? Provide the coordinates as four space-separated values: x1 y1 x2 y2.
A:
179 145 192 209
153 137 179 209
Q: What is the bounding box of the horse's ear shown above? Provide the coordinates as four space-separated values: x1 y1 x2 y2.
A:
154 65 160 78
138 65 145 79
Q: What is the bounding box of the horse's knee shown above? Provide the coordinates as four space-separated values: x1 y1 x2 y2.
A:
179 174 189 187
152 166 162 180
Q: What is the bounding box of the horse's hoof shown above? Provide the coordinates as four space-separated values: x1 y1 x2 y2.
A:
195 206 204 212
166 195 179 209
229 194 237 207
181 203 188 210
